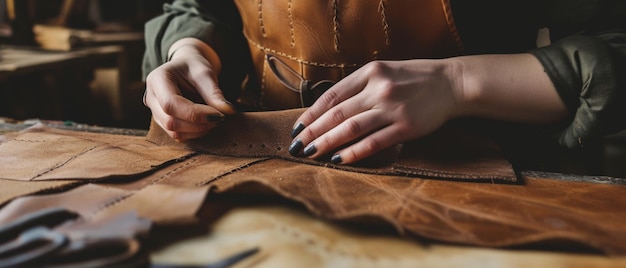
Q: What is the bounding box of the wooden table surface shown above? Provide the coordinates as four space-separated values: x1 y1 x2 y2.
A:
0 45 124 79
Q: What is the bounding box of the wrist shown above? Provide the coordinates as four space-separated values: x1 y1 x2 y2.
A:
167 38 222 73
443 56 474 119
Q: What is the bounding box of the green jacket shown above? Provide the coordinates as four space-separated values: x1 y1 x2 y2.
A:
142 0 626 151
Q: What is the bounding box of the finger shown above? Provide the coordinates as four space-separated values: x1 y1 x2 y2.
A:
289 94 372 156
331 123 408 165
146 85 221 126
151 102 216 133
298 109 390 159
147 66 226 122
145 89 217 134
172 130 211 141
146 80 224 124
188 69 236 115
292 70 369 133
154 116 210 141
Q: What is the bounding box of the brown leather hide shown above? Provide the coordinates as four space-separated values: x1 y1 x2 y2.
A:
1 110 626 255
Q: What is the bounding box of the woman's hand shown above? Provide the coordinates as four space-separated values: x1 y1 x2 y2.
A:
289 59 463 164
289 54 568 165
144 38 236 141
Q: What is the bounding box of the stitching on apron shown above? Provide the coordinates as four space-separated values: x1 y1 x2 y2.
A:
440 0 465 53
260 54 268 108
378 0 390 45
246 38 360 68
332 0 340 52
288 0 295 47
258 0 266 37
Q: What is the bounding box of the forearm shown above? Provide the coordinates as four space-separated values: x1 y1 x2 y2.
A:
142 0 219 80
168 38 222 74
451 53 569 124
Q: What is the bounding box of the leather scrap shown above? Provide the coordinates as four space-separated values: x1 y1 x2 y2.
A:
0 123 193 181
0 184 130 225
0 179 80 208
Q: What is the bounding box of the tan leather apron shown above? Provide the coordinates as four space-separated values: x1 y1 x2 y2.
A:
233 0 464 109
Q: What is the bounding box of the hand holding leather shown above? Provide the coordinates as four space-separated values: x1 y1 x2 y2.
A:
144 39 236 141
292 59 460 164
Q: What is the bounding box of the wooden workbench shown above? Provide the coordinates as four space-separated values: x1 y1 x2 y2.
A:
0 44 144 126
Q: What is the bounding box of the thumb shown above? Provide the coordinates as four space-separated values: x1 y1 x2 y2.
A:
203 84 237 115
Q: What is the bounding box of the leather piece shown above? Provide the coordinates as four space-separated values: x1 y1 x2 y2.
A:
0 184 130 225
4 147 617 255
0 154 261 228
0 124 193 181
147 108 517 182
207 164 626 255
0 179 80 207
91 184 210 225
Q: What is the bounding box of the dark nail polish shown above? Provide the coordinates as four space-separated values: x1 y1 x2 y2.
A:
303 144 317 157
206 114 224 123
291 122 306 138
330 154 342 164
288 139 304 156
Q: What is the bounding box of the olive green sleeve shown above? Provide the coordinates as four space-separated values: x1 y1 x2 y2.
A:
530 30 626 149
141 0 248 101
142 0 217 79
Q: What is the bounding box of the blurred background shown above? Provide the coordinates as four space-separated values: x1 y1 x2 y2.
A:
0 0 169 129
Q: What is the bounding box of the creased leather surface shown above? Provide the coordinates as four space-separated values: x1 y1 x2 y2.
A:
207 163 626 255
146 109 517 182
1 111 626 256
0 123 193 181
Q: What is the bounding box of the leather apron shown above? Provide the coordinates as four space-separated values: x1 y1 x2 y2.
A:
232 0 464 110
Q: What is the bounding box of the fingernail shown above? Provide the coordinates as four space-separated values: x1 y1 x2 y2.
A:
288 139 304 156
291 122 306 138
331 154 342 164
303 144 317 157
206 114 224 122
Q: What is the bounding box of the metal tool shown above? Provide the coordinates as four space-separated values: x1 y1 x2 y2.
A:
0 207 149 268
